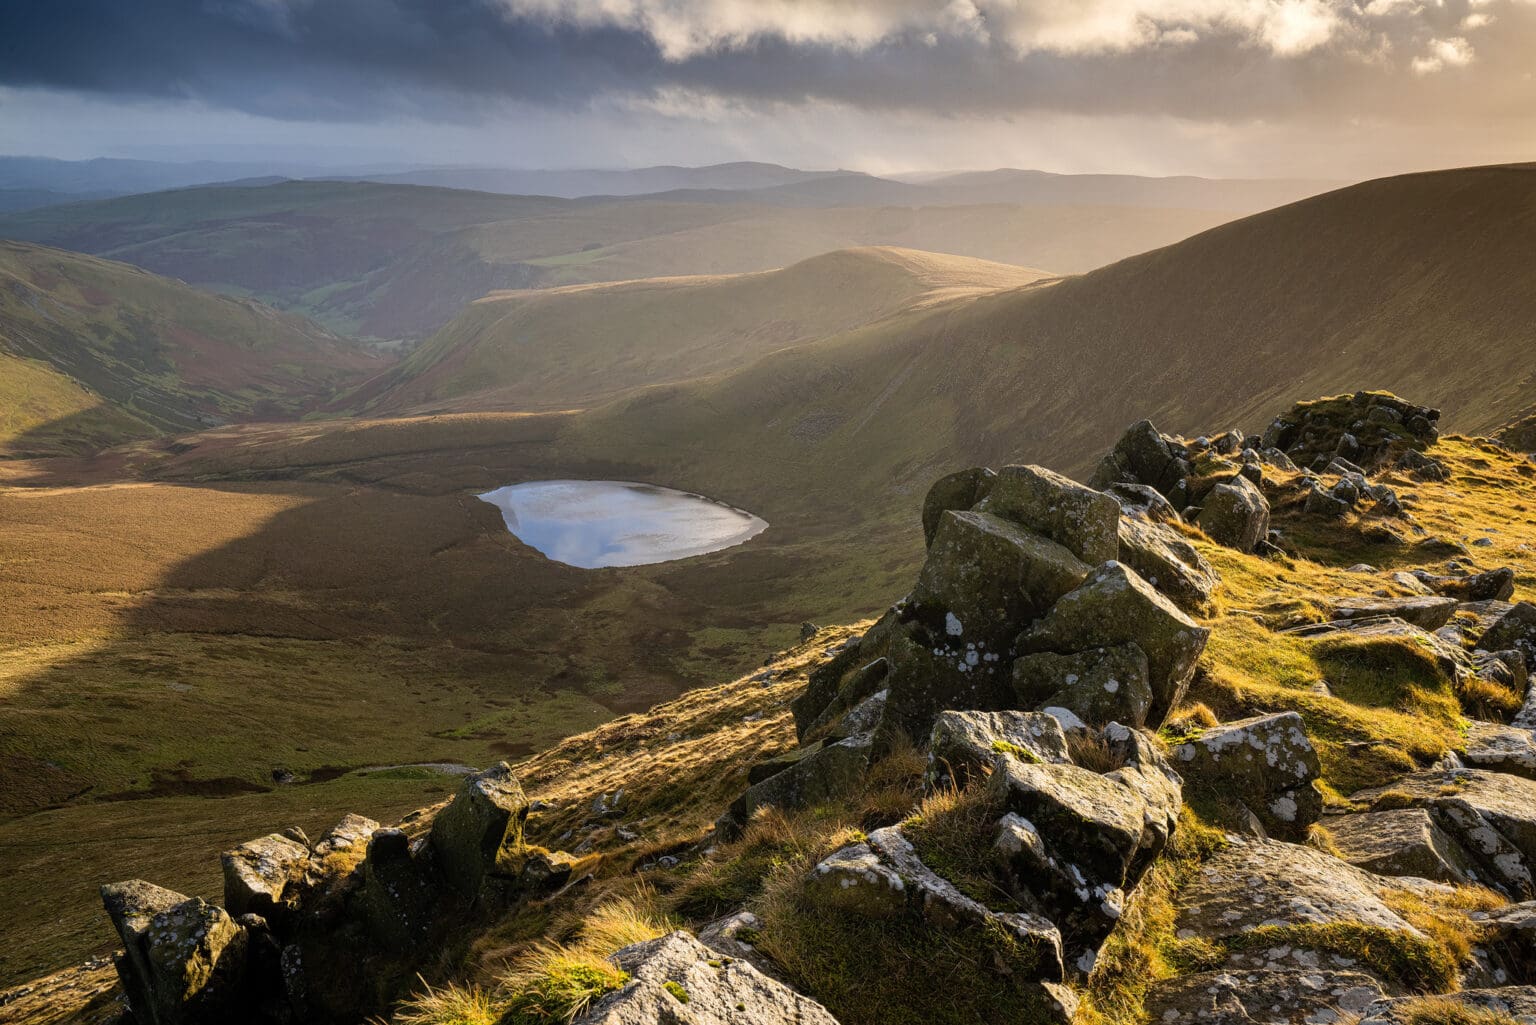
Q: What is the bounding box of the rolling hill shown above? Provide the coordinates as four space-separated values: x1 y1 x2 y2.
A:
0 181 1243 342
348 247 1051 414
0 240 379 456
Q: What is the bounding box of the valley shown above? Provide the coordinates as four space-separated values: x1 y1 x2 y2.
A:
2 160 1535 1013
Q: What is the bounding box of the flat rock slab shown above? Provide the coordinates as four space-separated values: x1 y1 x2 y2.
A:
1330 596 1458 631
1359 987 1536 1025
579 931 841 1025
1146 968 1384 1024
1176 837 1421 964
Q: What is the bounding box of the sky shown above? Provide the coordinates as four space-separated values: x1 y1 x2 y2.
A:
2 0 1534 178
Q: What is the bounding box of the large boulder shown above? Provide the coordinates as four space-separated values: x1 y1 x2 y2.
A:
1105 482 1181 525
1175 837 1427 975
1196 474 1271 553
1327 808 1480 884
1011 644 1154 729
925 709 1071 787
1017 562 1210 728
221 833 309 926
362 828 443 951
1116 516 1219 616
1463 721 1536 780
874 620 1015 746
1090 419 1191 499
1413 567 1517 603
911 510 1091 644
1173 712 1322 841
576 931 842 1025
101 881 251 1025
974 464 1121 565
921 466 996 547
428 761 530 897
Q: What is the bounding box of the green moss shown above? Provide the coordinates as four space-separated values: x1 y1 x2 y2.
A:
991 739 1041 763
663 980 690 1004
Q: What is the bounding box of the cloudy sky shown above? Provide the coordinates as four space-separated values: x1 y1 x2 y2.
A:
2 0 1533 177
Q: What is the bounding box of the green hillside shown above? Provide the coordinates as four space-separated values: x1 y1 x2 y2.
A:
0 240 379 455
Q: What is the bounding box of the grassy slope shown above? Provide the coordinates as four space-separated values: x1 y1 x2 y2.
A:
349 247 1050 414
0 240 380 455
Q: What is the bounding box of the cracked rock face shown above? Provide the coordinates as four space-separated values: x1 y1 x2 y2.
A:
428 761 530 898
578 931 842 1025
1328 808 1479 885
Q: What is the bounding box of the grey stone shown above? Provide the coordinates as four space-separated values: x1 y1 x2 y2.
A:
1146 968 1384 1025
1018 561 1210 729
1414 567 1517 603
221 833 309 925
428 761 530 897
101 881 251 1025
1197 474 1271 552
912 509 1091 644
1464 722 1536 780
725 733 872 833
925 709 1070 788
1330 595 1458 631
1106 482 1181 524
1481 603 1536 663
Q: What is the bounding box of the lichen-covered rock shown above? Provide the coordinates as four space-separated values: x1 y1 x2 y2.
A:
1330 595 1459 631
925 709 1070 787
576 931 841 1025
1012 644 1154 728
1117 516 1220 615
362 828 442 951
989 724 1181 945
428 761 529 897
974 463 1121 565
312 813 379 861
101 880 252 1025
1196 474 1271 553
790 643 868 741
1353 769 1536 899
1327 808 1479 884
695 910 783 981
221 833 309 925
1018 561 1210 728
801 660 888 742
1173 712 1322 841
1145 968 1385 1025
1358 987 1536 1025
911 509 1091 643
921 466 996 547
1260 392 1439 472
874 620 1014 746
809 824 1067 986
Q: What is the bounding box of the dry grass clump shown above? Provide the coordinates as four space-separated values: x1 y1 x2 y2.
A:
388 978 500 1025
1380 884 1507 972
1391 996 1525 1025
902 781 1011 909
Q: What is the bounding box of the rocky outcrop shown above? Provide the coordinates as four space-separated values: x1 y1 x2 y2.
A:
1197 474 1271 553
1328 808 1480 884
1329 595 1458 632
1414 567 1517 603
575 931 841 1025
1116 516 1219 616
1011 644 1154 729
1260 392 1440 472
925 709 1070 787
1479 602 1536 664
101 763 584 1025
1173 712 1322 841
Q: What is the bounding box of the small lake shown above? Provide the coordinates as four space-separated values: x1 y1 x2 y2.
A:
478 480 768 568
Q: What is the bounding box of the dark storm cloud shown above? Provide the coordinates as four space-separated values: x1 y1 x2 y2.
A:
2 0 1534 124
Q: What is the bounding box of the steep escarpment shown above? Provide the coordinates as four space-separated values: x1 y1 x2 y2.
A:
18 391 1536 1025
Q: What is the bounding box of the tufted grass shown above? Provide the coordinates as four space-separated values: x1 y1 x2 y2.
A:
1390 996 1525 1025
902 781 1013 910
387 978 499 1025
